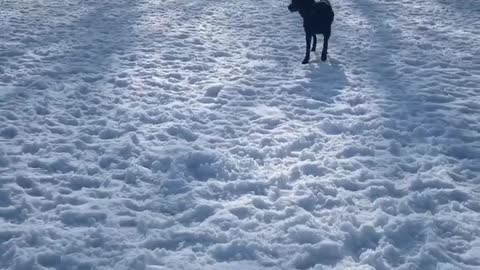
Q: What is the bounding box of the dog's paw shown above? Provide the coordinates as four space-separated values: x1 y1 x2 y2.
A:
321 54 327 61
302 59 309 64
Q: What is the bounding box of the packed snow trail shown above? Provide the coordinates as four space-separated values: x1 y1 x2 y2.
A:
1 0 480 269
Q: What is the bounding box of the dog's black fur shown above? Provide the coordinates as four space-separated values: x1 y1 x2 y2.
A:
288 0 334 64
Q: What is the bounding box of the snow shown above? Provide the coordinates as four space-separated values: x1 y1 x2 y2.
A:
1 0 480 269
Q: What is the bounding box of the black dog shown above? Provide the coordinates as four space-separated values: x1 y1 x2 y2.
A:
288 0 334 64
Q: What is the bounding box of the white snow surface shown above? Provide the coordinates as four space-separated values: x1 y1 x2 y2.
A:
1 0 480 269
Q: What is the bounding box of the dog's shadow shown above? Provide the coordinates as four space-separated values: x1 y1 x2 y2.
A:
301 55 348 104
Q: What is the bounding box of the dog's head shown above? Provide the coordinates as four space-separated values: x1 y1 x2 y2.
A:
288 0 315 12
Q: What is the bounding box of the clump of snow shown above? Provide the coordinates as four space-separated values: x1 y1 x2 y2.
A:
169 150 238 182
204 83 224 97
293 241 343 269
0 126 18 139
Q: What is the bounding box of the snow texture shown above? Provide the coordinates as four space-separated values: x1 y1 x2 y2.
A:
1 0 480 269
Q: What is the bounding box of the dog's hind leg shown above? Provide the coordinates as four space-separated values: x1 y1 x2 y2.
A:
321 31 330 61
311 35 317 52
303 31 312 64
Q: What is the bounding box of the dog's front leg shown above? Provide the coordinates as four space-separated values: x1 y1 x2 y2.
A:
303 31 312 64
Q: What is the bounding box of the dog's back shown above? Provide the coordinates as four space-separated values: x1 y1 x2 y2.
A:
304 0 334 34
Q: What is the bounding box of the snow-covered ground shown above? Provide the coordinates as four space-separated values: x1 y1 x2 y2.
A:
1 0 480 269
